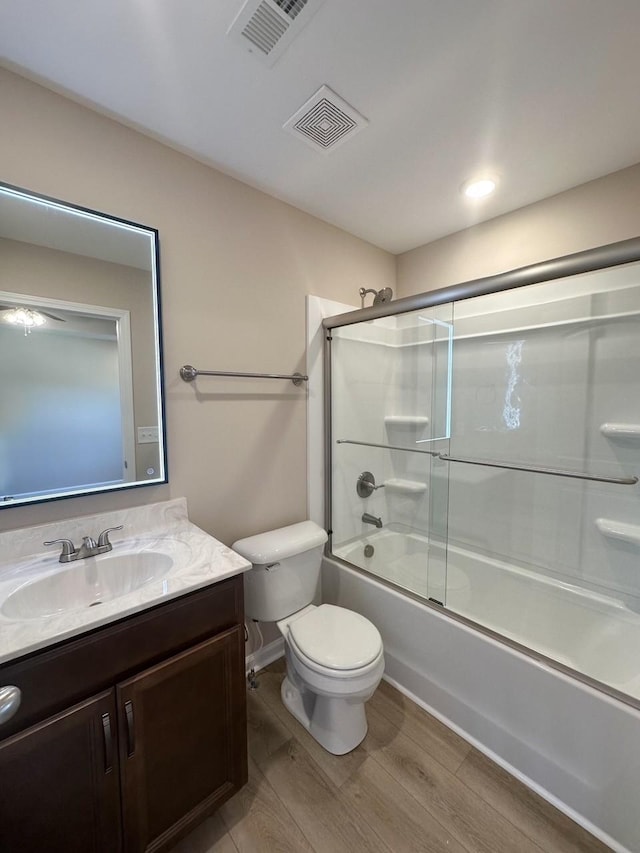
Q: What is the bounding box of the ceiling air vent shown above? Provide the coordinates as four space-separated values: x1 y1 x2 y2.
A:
228 0 326 67
284 86 369 154
274 0 309 20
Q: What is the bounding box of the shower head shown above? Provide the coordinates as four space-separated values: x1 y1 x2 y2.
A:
359 287 393 308
373 287 393 305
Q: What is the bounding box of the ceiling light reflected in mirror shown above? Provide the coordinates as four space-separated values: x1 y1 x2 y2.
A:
1 306 47 334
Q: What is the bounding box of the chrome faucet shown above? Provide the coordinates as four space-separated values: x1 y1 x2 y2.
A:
44 526 123 563
362 512 383 529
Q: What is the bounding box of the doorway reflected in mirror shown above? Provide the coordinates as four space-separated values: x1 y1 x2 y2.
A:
0 183 166 508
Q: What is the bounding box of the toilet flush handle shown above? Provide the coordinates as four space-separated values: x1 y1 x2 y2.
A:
265 562 281 571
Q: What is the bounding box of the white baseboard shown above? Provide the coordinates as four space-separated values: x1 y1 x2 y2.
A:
245 637 284 674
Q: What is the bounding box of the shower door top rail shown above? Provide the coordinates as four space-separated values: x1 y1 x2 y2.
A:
336 440 638 484
322 236 640 330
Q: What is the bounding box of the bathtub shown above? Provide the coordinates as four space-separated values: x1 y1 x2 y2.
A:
325 533 640 852
335 528 640 700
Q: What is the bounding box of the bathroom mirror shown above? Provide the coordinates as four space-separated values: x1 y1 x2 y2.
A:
0 182 166 507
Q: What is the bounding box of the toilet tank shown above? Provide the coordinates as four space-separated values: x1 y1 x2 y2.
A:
232 521 328 622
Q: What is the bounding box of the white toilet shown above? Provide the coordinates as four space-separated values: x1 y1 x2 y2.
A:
233 520 384 755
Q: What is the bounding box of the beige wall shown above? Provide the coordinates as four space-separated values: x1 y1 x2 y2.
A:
6 62 637 544
397 162 640 296
0 68 394 542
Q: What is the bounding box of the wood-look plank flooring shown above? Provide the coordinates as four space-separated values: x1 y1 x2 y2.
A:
170 659 610 853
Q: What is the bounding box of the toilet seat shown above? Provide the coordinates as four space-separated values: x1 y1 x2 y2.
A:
287 604 382 672
288 635 384 682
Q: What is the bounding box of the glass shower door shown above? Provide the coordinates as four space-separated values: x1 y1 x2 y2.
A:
443 261 640 699
328 245 640 704
329 301 452 605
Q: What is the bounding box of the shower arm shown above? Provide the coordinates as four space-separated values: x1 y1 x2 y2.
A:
359 288 378 308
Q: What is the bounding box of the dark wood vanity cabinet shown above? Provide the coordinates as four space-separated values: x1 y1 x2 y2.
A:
118 626 245 851
0 575 248 853
0 690 122 853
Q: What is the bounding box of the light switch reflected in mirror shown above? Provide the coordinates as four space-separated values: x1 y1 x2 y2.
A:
0 183 167 508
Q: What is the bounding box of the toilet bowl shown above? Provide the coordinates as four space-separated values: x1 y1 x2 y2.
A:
278 603 384 754
232 521 384 755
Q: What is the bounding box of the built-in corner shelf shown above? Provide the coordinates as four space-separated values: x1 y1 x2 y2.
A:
384 416 429 427
600 423 640 440
384 478 428 494
596 518 640 547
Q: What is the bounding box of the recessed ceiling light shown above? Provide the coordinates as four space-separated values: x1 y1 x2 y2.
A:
462 177 497 200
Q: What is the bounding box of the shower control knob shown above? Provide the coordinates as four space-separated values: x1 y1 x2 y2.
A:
357 471 385 498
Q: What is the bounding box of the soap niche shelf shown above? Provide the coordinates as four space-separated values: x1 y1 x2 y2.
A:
596 518 640 547
384 416 429 427
600 423 640 440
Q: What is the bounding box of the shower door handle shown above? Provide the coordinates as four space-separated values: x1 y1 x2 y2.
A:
438 454 639 485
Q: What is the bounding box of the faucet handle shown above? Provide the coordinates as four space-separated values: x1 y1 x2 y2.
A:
44 538 77 560
97 525 123 548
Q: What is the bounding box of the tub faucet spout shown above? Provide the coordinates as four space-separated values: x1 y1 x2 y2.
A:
362 512 383 529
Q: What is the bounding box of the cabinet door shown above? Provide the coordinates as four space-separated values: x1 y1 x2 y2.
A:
118 625 247 853
0 689 121 853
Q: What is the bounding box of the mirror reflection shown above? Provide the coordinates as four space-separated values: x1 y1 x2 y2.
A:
0 183 166 507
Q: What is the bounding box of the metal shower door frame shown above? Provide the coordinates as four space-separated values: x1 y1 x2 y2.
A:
323 234 640 548
321 234 640 712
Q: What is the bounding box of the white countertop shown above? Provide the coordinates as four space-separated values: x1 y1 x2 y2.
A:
0 497 251 665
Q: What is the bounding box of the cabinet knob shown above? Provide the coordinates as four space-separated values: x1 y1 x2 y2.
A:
0 686 21 724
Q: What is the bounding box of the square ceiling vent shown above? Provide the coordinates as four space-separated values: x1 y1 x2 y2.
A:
228 0 326 67
283 85 369 154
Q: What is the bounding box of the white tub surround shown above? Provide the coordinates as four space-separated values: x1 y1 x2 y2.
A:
306 295 358 526
0 497 251 664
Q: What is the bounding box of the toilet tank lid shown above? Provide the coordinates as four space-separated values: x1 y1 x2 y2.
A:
232 520 327 563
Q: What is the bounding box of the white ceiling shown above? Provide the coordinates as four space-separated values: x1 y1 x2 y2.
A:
2 0 640 254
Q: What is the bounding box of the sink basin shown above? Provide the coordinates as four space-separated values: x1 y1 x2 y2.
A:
1 551 174 620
